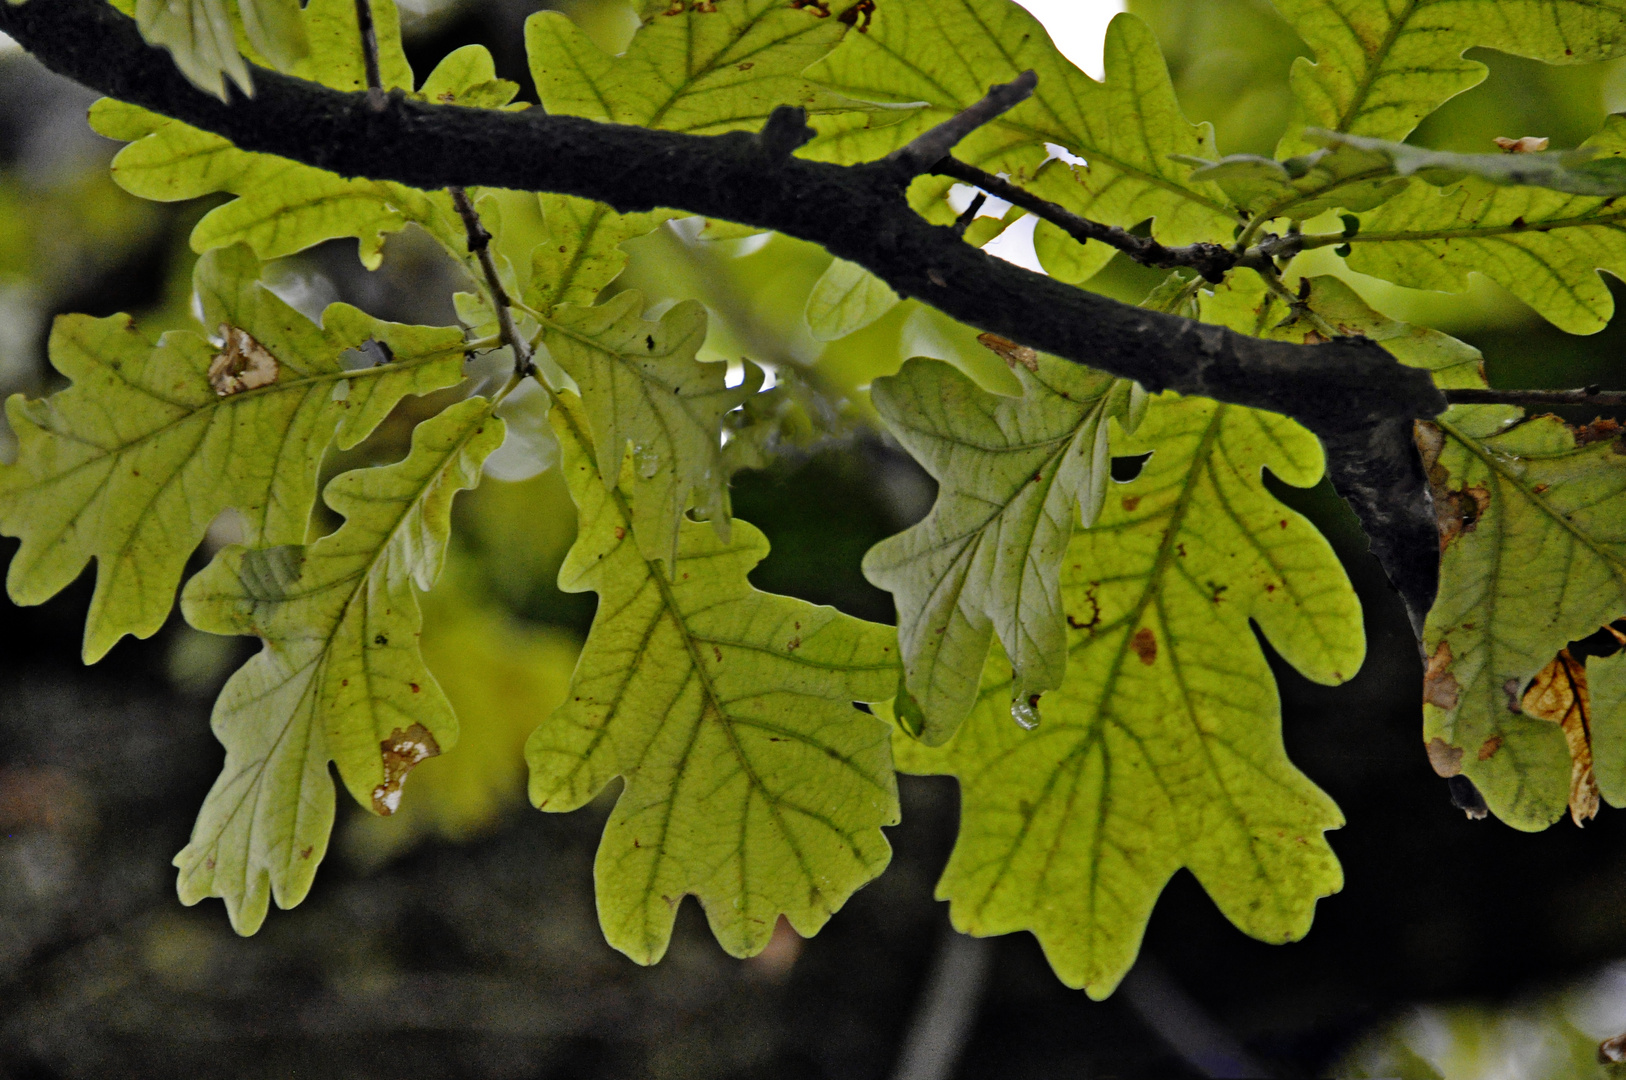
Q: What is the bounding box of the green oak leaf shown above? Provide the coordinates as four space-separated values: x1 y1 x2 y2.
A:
1309 130 1626 197
543 292 761 572
804 3 1236 283
526 392 900 963
526 0 855 134
92 2 515 268
894 273 1365 996
1340 115 1626 335
134 0 308 101
1272 0 1626 156
0 245 464 662
517 0 864 311
804 257 901 342
1175 142 1407 219
1418 408 1626 830
175 396 505 934
896 387 1361 996
862 354 1124 744
527 196 676 311
1594 649 1626 807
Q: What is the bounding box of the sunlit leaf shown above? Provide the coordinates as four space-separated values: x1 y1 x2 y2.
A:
526 393 900 963
862 350 1123 743
0 245 464 662
175 396 505 933
805 3 1236 282
1341 116 1626 335
92 4 514 268
804 257 900 342
1272 0 1626 156
896 366 1360 994
543 292 760 571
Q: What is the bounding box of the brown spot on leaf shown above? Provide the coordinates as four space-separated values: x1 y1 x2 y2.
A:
1575 417 1622 447
1478 735 1503 761
1121 495 1141 512
300 845 313 859
1494 135 1550 153
1426 737 1464 777
1424 641 1461 711
614 526 626 540
371 723 441 816
1418 423 1492 548
977 332 1039 372
1522 648 1600 826
208 325 280 397
1130 628 1157 665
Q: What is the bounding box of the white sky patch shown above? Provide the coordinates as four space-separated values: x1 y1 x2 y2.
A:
1017 0 1125 81
971 1 1124 272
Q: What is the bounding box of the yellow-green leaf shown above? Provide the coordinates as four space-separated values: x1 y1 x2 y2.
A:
132 0 310 101
804 257 901 342
0 245 464 662
1419 409 1626 829
526 393 900 963
93 6 515 268
517 0 862 310
543 292 761 571
805 3 1236 280
1342 116 1626 335
175 396 505 933
893 273 1364 996
1273 0 1626 155
862 354 1123 743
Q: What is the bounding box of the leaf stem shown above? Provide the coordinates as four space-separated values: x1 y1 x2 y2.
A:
1253 262 1339 341
449 185 535 379
352 0 385 110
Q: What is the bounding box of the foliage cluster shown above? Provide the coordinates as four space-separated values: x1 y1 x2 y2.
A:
5 0 1626 1002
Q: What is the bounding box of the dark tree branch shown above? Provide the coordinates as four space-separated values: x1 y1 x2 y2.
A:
933 157 1248 283
886 69 1037 174
1445 387 1626 409
0 0 1449 628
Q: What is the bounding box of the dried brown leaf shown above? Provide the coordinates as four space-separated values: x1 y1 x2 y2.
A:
208 325 280 397
1521 649 1600 826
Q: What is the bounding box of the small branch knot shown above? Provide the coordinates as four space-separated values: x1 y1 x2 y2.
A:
887 70 1037 176
756 106 815 159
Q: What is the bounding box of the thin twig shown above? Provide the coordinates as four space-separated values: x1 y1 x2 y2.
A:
1444 387 1626 408
353 0 386 110
934 157 1244 282
449 185 534 378
886 71 1037 175
1255 262 1340 341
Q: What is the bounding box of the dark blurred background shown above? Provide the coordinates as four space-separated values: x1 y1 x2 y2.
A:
5 1 1626 1077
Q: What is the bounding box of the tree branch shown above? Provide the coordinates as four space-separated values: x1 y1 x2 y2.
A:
886 69 1036 174
0 0 1450 628
1445 387 1626 409
932 157 1246 282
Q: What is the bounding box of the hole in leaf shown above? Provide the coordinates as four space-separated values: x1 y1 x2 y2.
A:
1111 452 1153 484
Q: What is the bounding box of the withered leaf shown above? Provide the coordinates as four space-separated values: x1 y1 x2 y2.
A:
977 332 1040 372
208 325 280 397
1493 135 1550 154
372 722 442 815
1521 649 1600 826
